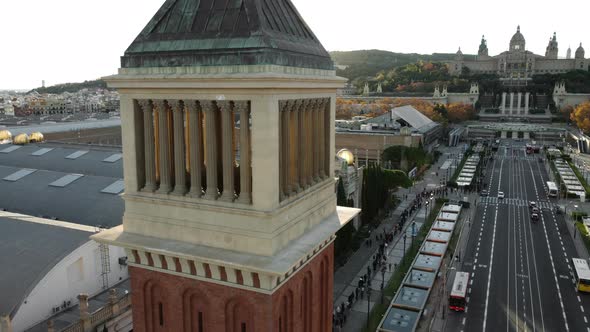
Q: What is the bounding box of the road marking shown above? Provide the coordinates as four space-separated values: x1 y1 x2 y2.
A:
483 159 502 332
579 296 582 303
462 317 466 325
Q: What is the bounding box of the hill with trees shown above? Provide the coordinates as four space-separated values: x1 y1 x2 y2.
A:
29 79 109 94
331 49 475 84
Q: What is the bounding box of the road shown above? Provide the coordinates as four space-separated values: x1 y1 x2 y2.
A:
446 143 590 332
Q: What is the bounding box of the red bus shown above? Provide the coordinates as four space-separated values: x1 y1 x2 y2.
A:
449 272 470 312
526 145 533 154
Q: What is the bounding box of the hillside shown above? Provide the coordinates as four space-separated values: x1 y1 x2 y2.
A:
330 49 476 81
29 79 109 94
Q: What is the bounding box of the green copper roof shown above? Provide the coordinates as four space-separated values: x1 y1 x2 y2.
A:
121 0 334 70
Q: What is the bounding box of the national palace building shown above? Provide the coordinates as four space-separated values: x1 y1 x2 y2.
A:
449 26 588 85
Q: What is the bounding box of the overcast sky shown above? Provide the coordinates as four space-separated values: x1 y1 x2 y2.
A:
1 0 588 90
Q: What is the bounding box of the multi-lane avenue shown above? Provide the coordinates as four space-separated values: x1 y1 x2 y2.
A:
447 143 590 332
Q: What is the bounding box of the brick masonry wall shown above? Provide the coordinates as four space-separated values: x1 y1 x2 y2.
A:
129 243 334 332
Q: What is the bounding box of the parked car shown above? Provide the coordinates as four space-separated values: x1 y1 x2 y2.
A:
498 192 505 199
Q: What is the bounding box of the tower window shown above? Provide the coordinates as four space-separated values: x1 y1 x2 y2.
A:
241 322 247 332
198 311 203 332
158 302 164 326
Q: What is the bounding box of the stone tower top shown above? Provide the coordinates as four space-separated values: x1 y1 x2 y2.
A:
510 25 526 51
121 0 333 71
478 35 489 57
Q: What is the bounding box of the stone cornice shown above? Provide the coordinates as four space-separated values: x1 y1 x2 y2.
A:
92 207 359 289
122 234 335 294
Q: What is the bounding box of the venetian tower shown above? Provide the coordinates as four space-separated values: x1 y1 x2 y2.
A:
92 0 359 331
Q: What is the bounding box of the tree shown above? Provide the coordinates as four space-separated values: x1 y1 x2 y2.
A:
337 177 347 206
571 101 590 134
447 103 476 123
560 105 574 122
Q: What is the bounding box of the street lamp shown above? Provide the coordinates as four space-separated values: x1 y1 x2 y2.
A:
367 288 372 329
411 221 417 250
403 234 407 261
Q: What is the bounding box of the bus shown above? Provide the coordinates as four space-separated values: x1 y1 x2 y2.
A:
572 258 590 293
547 181 558 198
449 272 470 312
526 144 533 154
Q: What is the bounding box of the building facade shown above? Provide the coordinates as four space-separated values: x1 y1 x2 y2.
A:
449 26 588 81
92 1 359 331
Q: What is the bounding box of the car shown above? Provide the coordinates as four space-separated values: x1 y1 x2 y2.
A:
532 207 540 214
498 192 505 199
531 213 539 222
480 190 489 197
529 201 537 208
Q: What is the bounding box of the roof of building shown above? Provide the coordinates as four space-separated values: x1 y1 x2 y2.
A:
0 119 121 136
121 0 333 70
510 25 525 46
0 143 124 228
0 212 94 317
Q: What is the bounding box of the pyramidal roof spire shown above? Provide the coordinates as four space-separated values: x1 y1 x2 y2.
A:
121 0 333 70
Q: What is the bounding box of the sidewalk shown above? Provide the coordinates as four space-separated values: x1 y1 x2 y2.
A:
562 202 590 260
332 149 462 331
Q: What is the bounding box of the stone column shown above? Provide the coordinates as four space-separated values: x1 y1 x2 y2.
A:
78 293 91 332
319 99 327 178
187 101 203 197
171 101 187 195
237 101 252 204
139 100 156 192
220 102 235 202
155 100 172 194
312 101 320 182
525 92 530 114
517 92 522 115
204 101 219 200
306 102 314 186
109 288 120 316
298 100 307 189
501 92 507 115
509 93 515 115
280 101 290 200
292 103 302 193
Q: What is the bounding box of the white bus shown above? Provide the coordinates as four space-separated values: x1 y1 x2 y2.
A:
449 272 470 311
572 258 590 293
547 181 558 198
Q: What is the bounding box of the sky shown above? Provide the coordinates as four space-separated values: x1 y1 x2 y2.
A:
1 0 588 90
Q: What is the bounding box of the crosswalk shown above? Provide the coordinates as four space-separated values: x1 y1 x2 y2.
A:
479 196 554 209
496 155 541 161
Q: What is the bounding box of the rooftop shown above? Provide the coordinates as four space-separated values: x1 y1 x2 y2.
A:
0 212 94 317
121 0 333 71
0 143 124 227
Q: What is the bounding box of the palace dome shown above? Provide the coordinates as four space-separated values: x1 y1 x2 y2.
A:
13 133 29 145
510 25 526 51
29 132 44 143
576 43 585 59
337 149 355 166
0 130 12 142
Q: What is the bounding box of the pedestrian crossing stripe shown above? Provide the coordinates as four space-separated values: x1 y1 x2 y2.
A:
478 197 554 209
